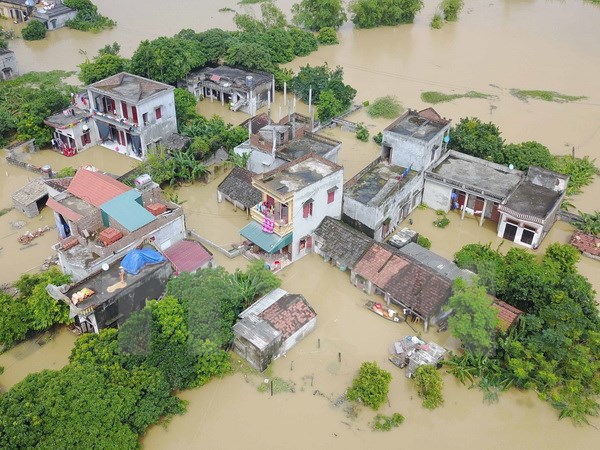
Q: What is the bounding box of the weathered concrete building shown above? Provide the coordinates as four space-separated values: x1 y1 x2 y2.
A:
0 0 32 23
182 65 274 115
46 167 186 281
234 112 341 174
343 157 422 241
497 166 568 248
32 1 76 30
0 48 18 80
233 288 317 372
240 154 344 264
423 150 523 226
87 72 177 159
44 107 95 155
12 177 48 218
217 167 262 213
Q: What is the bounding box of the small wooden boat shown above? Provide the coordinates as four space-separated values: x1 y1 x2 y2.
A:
365 301 403 323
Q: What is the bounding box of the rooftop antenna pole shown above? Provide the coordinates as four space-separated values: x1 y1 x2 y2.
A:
283 81 287 108
267 90 272 124
308 87 312 117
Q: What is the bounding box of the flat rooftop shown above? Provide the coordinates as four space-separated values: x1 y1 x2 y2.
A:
189 65 272 91
255 154 341 195
345 161 415 206
502 182 562 219
51 194 97 221
385 108 450 142
278 134 340 162
44 107 90 128
430 151 522 199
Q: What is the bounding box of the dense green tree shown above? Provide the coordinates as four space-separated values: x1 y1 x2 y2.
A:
174 88 198 129
178 28 233 64
260 1 288 28
349 0 424 28
130 37 207 85
79 52 128 84
292 0 347 31
413 365 444 409
233 259 282 308
317 26 339 44
64 0 115 31
22 20 47 40
347 361 392 410
289 27 319 56
495 141 554 171
317 89 343 122
543 242 581 275
225 40 275 72
448 117 504 160
447 278 500 354
454 243 506 296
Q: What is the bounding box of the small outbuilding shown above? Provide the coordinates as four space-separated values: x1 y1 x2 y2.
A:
313 216 373 271
12 178 48 218
162 239 214 273
217 167 261 212
233 288 317 371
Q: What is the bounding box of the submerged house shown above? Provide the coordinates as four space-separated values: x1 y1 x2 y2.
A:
182 65 274 115
32 0 76 30
234 112 341 174
497 166 568 248
0 48 18 80
46 167 186 281
240 154 344 264
0 0 32 23
216 167 262 213
12 178 48 218
44 107 95 155
233 288 317 371
423 150 523 226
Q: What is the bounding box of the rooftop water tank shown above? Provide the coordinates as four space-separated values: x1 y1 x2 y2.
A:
246 75 253 88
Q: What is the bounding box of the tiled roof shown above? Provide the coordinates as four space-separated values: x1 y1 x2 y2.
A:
492 299 523 331
89 72 173 103
67 168 131 207
163 239 214 273
12 178 47 205
570 230 600 258
353 243 410 289
313 217 372 269
384 260 452 319
218 167 261 209
259 294 316 339
45 177 72 193
397 242 473 282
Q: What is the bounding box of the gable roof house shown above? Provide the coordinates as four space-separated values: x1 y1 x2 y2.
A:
46 167 186 281
234 112 342 174
313 216 373 271
233 288 317 371
216 167 262 213
32 1 76 30
497 166 568 248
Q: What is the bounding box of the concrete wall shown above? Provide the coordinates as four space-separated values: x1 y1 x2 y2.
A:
233 333 282 372
423 178 453 212
291 169 344 261
383 125 449 172
276 317 317 358
53 120 97 152
0 51 18 80
33 10 77 30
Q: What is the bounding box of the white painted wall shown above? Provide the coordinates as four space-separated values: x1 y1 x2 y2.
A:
422 179 453 212
383 126 449 172
497 214 542 249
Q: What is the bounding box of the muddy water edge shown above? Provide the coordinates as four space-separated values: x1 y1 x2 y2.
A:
1 0 599 447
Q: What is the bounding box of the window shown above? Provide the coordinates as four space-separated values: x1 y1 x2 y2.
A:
81 131 91 146
327 188 336 204
521 229 535 246
303 200 313 218
299 236 312 251
121 101 128 119
142 112 148 125
132 106 138 125
155 107 162 120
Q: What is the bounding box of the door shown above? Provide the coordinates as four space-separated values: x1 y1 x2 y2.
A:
457 192 466 210
503 223 518 242
118 130 126 146
474 197 485 216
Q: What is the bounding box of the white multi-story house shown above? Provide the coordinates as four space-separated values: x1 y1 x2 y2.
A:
240 153 344 265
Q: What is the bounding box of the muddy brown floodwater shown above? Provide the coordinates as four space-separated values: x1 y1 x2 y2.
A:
1 0 599 448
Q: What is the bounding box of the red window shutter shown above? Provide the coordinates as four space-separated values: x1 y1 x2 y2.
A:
303 203 309 218
109 99 116 113
131 106 138 125
121 101 128 119
155 107 162 120
327 190 335 204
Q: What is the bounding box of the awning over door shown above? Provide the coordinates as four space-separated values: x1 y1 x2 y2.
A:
240 221 292 253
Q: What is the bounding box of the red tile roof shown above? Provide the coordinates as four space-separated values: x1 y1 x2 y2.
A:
259 294 316 339
162 239 213 273
46 197 83 222
353 243 410 289
570 230 600 258
67 169 131 207
418 107 450 124
492 299 523 331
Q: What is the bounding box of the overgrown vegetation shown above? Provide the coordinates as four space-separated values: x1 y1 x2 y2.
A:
421 91 491 104
21 20 47 41
430 13 443 29
292 0 347 30
575 211 600 235
510 89 586 103
367 95 403 119
441 0 464 21
372 413 405 431
433 210 450 228
0 268 71 350
54 166 77 178
416 234 431 249
413 365 444 409
355 123 369 142
349 0 424 28
347 361 392 410
451 243 600 424
64 0 115 32
0 71 74 147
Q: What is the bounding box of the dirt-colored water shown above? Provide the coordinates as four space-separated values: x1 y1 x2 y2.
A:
2 0 600 447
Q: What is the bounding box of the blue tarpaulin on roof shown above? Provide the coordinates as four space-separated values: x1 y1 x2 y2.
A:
121 249 166 275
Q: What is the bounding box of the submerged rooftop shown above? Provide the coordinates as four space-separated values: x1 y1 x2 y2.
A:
277 133 340 162
344 159 415 206
501 181 562 220
385 108 450 141
188 65 272 91
89 72 173 103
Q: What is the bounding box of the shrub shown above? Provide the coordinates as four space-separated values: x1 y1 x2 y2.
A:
372 413 404 431
367 96 403 119
441 0 464 21
355 123 369 142
64 0 115 32
372 131 383 145
551 155 599 195
347 362 392 410
349 0 424 28
417 235 431 249
54 167 77 178
413 365 444 409
22 20 47 41
575 211 600 236
317 27 339 45
430 13 443 29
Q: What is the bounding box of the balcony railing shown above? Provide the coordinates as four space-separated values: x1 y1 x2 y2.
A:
251 204 293 236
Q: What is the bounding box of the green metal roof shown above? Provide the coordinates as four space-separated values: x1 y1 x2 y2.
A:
100 190 156 232
240 221 292 254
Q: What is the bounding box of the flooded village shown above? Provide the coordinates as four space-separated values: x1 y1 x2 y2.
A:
1 0 600 449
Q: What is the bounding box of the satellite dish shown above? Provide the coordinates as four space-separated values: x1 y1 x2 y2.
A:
82 124 89 131
508 164 514 170
102 263 109 271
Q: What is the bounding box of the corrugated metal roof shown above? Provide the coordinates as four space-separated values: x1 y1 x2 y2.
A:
100 190 155 232
240 221 292 253
68 168 131 207
46 197 83 222
162 239 213 273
